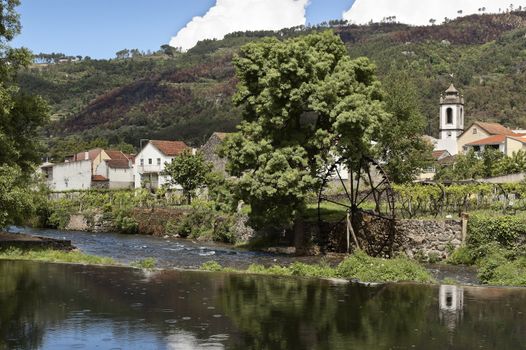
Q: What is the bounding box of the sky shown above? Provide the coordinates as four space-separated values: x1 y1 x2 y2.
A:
13 0 522 58
345 0 526 25
12 0 355 59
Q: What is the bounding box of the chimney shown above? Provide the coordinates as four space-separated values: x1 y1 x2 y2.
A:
84 151 89 160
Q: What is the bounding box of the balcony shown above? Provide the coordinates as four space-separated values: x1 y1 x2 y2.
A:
137 164 162 174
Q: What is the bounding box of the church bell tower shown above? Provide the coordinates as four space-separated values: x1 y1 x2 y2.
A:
439 84 465 140
437 84 464 155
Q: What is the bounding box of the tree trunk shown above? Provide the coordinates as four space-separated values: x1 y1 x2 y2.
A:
293 213 306 256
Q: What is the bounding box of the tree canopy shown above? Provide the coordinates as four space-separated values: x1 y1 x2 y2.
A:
0 0 49 227
376 70 433 183
221 31 388 228
163 151 212 204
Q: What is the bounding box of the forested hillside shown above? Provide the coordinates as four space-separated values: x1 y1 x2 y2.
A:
18 11 526 155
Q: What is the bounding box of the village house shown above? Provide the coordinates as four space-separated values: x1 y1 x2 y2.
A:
133 140 191 189
41 149 134 191
200 132 232 175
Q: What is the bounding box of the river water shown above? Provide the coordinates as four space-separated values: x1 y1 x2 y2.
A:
1 260 525 350
10 227 337 269
10 228 480 285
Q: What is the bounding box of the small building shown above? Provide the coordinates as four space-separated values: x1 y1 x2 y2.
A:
460 122 526 156
200 132 232 175
134 140 190 189
417 150 452 181
42 149 134 191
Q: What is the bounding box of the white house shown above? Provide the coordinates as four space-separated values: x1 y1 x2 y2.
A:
42 149 134 191
134 140 190 189
42 160 93 191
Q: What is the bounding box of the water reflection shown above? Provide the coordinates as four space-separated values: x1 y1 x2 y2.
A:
439 285 464 331
0 260 525 350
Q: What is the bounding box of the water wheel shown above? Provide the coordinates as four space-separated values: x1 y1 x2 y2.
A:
317 156 396 257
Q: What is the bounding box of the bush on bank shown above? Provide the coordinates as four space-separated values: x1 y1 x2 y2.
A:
448 214 526 286
201 250 434 283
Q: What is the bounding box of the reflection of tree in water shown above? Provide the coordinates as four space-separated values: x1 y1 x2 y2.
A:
216 275 526 350
0 261 54 349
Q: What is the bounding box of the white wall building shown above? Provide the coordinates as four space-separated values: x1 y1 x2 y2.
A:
42 149 134 191
45 160 93 191
134 140 190 189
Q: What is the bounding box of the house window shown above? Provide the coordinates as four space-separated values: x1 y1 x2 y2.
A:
446 108 453 124
140 159 144 166
473 146 481 152
148 158 152 165
473 128 478 135
157 158 161 165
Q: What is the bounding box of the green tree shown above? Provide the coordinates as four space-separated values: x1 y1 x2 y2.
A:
435 150 484 181
377 70 434 183
0 0 49 228
492 150 526 176
221 31 388 243
163 151 212 204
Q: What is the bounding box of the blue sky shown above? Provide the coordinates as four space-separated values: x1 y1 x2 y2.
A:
12 0 355 59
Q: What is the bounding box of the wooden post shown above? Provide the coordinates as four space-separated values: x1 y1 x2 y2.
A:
461 212 469 244
347 212 361 252
346 213 350 254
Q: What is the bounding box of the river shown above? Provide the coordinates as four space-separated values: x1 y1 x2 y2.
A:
9 227 480 285
1 259 525 350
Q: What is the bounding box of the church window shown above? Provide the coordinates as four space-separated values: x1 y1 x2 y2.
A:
447 131 452 138
446 108 453 124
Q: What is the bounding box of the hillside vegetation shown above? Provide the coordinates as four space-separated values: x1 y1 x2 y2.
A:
18 11 526 153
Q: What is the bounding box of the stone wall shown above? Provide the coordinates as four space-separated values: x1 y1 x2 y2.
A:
394 219 464 260
66 213 114 233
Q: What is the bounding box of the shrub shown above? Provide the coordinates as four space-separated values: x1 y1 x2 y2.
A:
175 202 237 243
200 251 434 283
132 258 156 269
164 219 179 235
336 250 433 283
468 214 525 248
447 246 475 265
201 261 223 272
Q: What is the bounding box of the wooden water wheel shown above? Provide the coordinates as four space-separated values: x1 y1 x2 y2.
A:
317 156 396 257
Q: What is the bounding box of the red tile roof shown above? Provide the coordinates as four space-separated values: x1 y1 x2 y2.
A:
432 150 449 160
92 175 109 182
105 150 129 160
105 159 131 169
465 135 507 146
475 122 517 136
75 148 103 161
150 140 189 156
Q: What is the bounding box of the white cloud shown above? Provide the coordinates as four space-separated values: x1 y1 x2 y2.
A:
170 0 309 51
344 0 526 26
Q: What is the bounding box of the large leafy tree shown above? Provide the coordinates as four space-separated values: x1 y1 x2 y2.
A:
221 31 388 236
0 0 49 228
376 70 434 183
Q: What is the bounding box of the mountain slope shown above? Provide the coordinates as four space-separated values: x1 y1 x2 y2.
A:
18 11 526 148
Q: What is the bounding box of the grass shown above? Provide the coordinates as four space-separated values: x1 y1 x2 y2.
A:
201 250 435 284
131 257 157 269
0 247 117 266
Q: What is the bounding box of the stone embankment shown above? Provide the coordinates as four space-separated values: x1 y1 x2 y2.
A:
395 219 464 260
0 232 73 251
